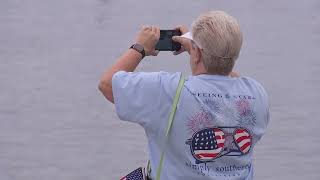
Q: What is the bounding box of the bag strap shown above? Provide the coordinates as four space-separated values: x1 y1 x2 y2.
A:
154 74 185 180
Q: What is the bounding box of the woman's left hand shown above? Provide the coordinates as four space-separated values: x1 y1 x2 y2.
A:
135 25 160 56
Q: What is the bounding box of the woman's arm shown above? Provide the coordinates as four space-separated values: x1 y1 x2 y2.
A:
98 49 143 103
98 26 160 103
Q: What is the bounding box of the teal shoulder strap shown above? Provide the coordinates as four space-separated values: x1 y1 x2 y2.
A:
154 74 185 180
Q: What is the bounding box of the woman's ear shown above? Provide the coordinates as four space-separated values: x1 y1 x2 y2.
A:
194 47 202 65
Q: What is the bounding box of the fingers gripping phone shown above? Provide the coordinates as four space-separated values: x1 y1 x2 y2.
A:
155 30 182 51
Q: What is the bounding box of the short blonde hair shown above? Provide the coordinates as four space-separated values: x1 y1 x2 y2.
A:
192 11 243 75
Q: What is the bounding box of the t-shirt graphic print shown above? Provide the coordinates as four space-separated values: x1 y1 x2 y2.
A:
112 71 269 180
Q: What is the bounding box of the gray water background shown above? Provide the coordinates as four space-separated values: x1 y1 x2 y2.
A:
1 0 320 179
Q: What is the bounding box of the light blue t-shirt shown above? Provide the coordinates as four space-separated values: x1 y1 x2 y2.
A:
112 71 269 180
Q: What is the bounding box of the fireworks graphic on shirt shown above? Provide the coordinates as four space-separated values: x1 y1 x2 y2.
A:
235 100 256 131
220 102 238 122
186 110 214 135
236 99 251 117
203 99 222 114
236 110 256 132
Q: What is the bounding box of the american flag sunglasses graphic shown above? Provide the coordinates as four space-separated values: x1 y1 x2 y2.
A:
186 127 252 163
233 128 252 154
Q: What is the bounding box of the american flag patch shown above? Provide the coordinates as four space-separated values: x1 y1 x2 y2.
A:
120 167 145 180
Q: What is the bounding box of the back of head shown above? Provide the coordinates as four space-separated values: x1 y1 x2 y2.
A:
192 11 243 75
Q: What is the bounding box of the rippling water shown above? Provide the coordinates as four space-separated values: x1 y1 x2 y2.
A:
1 0 319 179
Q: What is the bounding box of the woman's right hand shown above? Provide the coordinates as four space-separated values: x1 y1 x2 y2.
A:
135 25 160 56
172 25 191 55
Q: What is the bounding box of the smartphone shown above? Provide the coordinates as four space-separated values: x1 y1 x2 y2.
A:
155 30 182 51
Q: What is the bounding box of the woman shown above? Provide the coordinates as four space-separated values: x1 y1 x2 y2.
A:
99 11 269 180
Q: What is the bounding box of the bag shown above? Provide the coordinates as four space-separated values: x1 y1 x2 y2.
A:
120 74 185 180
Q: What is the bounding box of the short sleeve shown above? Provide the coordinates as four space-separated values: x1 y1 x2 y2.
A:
253 79 270 125
112 71 181 128
245 77 270 127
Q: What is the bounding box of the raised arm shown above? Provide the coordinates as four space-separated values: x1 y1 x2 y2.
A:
98 26 160 103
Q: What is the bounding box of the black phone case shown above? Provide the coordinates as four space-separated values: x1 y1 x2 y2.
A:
155 30 182 51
